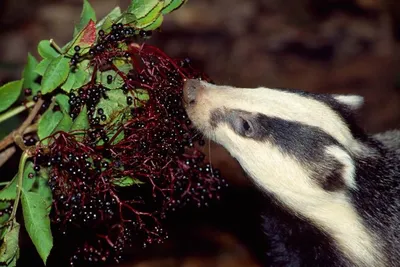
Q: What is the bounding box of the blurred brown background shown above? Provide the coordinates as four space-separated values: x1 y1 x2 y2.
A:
0 0 399 266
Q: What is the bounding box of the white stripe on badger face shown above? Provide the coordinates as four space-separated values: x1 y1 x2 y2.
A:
188 81 364 155
215 127 381 267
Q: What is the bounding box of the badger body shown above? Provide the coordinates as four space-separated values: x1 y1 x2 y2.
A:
182 79 400 267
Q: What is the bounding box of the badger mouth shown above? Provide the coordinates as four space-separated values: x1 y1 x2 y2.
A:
182 79 214 136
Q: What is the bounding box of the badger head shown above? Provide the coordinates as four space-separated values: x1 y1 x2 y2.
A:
182 79 381 266
183 79 367 195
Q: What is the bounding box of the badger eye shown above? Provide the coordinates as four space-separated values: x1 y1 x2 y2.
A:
240 118 253 136
243 120 251 131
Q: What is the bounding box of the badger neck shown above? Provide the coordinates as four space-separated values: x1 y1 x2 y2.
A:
349 139 398 265
242 146 387 267
271 187 383 267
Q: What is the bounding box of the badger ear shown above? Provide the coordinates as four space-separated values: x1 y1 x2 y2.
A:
333 95 364 110
324 146 357 191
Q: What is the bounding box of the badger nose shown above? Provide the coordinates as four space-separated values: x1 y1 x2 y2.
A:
183 79 202 105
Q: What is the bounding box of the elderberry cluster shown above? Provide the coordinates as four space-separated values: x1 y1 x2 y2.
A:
87 23 149 58
30 23 226 266
69 23 150 68
68 85 109 121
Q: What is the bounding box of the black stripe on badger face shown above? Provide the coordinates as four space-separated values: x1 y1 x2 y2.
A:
210 108 349 191
263 87 367 139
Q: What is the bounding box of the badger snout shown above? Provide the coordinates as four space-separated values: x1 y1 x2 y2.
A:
183 78 204 106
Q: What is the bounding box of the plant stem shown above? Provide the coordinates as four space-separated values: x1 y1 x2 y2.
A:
16 100 43 136
24 123 38 135
0 181 10 186
0 99 44 152
0 101 35 125
9 152 29 223
50 39 63 54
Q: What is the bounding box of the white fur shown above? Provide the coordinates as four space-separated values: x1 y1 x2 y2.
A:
333 95 364 110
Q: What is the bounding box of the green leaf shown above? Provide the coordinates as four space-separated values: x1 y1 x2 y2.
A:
67 20 97 57
96 89 130 125
34 58 51 76
30 83 41 96
112 177 144 187
0 202 11 211
4 248 18 267
37 40 60 59
41 56 70 94
93 87 148 144
37 109 63 142
162 0 173 7
22 53 39 91
53 114 73 134
98 70 125 90
61 72 76 93
0 80 24 113
70 105 89 132
55 94 70 115
31 173 52 208
144 14 164 31
0 214 10 226
71 67 89 90
162 0 187 14
127 0 159 20
74 0 97 36
0 228 6 241
0 202 11 225
22 162 38 193
94 125 124 146
113 54 130 68
0 163 38 201
56 58 89 89
136 2 163 28
122 13 137 26
136 88 150 102
98 7 122 31
0 222 20 266
0 176 17 201
21 190 53 265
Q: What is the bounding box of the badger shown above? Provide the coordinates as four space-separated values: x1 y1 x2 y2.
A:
182 78 400 267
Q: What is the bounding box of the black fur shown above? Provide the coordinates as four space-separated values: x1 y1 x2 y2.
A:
320 165 346 191
349 136 400 266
